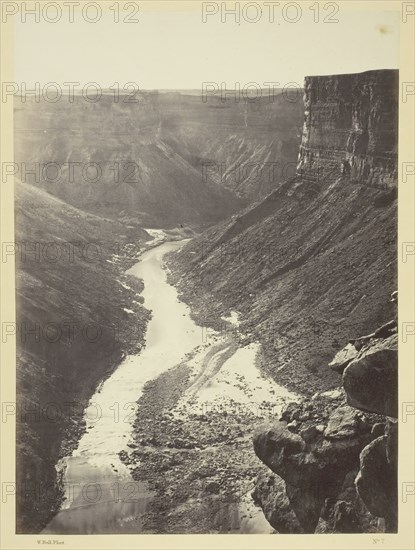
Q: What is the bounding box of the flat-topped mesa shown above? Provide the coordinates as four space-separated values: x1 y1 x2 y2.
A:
297 69 398 188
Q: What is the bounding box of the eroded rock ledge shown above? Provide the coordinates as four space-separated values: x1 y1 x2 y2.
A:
297 69 398 188
253 293 398 533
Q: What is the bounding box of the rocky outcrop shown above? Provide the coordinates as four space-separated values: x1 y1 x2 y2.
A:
333 295 398 531
252 474 304 533
355 430 398 531
297 69 398 188
253 395 373 533
343 334 398 416
343 308 399 532
253 293 398 533
328 343 359 374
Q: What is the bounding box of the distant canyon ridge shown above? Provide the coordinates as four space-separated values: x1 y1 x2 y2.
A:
14 88 304 226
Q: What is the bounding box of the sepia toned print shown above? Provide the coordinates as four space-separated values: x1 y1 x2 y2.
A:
1 2 414 548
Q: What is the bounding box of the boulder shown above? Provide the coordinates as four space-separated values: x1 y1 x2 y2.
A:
252 474 303 533
253 419 370 532
280 402 301 422
318 389 344 400
324 406 360 440
299 425 319 442
329 344 359 374
355 435 397 532
343 335 398 417
253 422 307 486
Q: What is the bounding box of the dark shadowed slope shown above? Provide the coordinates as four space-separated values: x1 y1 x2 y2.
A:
15 181 149 532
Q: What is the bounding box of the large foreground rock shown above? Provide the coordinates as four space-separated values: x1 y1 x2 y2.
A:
342 334 398 417
252 474 303 533
328 344 359 374
324 406 360 440
253 416 370 533
355 433 397 532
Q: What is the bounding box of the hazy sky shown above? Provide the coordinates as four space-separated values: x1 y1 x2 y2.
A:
13 3 400 89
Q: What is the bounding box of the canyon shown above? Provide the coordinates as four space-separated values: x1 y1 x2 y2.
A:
15 69 398 534
14 89 303 225
14 88 302 532
168 69 398 532
169 69 398 396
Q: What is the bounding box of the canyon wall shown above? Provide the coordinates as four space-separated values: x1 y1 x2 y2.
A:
250 71 399 532
297 69 398 187
14 90 303 226
14 182 150 532
169 69 398 396
168 68 399 535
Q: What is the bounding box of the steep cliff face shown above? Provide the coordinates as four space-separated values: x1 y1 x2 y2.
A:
168 69 398 396
297 70 398 187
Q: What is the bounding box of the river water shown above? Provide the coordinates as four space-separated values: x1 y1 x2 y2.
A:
44 239 294 534
44 240 202 533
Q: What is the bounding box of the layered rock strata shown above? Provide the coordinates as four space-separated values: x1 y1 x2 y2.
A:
297 70 398 188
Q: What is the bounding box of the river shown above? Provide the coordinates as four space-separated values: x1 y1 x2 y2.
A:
44 239 296 534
